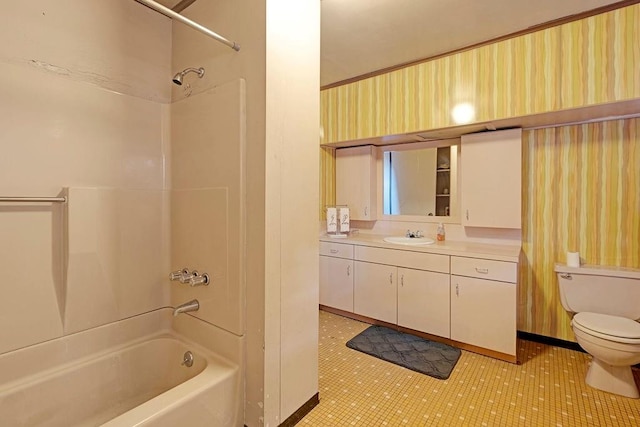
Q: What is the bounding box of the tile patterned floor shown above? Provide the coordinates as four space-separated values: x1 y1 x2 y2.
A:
300 310 640 426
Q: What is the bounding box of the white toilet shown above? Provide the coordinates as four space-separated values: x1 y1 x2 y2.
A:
555 263 640 398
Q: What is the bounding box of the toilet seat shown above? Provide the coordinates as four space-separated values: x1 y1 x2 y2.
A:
573 312 640 344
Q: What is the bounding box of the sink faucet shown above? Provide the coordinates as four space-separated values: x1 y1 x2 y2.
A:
405 229 423 238
173 299 199 316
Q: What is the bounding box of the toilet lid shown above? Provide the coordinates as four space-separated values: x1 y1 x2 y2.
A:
573 312 640 339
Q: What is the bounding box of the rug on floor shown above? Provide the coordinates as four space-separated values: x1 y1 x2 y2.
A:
346 325 461 380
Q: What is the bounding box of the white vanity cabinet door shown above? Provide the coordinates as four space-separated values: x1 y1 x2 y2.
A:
336 145 377 220
450 275 516 356
397 268 450 338
320 256 354 312
461 128 521 229
354 261 396 324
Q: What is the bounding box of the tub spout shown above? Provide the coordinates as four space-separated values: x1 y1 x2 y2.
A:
173 299 199 316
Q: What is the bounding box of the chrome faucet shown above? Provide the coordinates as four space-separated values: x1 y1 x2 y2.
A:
173 299 199 316
405 229 423 238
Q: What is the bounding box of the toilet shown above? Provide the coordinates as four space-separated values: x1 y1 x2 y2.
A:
555 263 640 398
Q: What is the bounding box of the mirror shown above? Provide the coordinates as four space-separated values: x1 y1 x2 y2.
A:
380 140 459 221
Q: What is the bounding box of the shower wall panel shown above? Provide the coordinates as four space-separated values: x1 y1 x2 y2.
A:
170 79 246 337
0 1 171 354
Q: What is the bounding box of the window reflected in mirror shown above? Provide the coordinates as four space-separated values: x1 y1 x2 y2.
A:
382 142 458 218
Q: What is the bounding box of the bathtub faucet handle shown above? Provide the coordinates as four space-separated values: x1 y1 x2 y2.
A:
189 272 210 287
169 268 191 282
180 270 199 284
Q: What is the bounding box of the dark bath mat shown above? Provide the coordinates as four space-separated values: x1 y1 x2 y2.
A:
346 325 461 380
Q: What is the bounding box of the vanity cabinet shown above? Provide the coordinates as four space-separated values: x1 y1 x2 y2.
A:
336 145 377 220
354 261 397 323
319 242 354 312
319 237 519 361
397 268 450 338
353 246 450 330
450 256 517 356
460 128 522 229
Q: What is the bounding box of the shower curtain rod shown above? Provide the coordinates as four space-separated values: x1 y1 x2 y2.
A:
134 0 240 52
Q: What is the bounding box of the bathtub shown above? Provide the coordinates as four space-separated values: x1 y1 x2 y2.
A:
0 309 242 426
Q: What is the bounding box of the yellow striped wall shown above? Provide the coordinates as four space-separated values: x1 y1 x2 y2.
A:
320 4 640 144
521 118 640 340
320 146 335 219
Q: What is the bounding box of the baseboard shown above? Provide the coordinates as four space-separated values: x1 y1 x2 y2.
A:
517 330 585 353
279 392 319 427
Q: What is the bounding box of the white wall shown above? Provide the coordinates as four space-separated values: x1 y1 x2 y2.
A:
0 0 171 353
174 0 319 425
265 1 320 423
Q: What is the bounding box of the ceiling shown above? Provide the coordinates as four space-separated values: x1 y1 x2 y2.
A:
154 0 625 87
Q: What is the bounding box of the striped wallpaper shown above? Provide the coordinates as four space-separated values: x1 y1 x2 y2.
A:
320 146 335 219
320 4 640 144
521 118 640 340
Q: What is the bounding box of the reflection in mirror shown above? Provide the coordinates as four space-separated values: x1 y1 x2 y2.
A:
382 142 457 218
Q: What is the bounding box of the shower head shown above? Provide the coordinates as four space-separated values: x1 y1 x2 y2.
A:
172 67 205 86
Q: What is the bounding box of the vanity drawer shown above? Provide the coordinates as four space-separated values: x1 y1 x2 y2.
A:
320 241 354 259
451 256 517 283
355 246 449 273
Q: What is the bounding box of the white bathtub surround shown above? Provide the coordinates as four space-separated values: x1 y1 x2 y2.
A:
0 0 171 356
65 187 169 335
0 309 242 426
171 79 246 338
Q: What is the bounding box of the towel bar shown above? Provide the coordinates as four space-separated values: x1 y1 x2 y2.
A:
0 196 67 203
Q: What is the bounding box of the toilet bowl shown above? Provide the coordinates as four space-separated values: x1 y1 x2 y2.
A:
571 312 640 398
555 264 640 398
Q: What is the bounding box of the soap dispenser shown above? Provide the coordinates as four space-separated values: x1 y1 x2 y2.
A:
436 223 445 241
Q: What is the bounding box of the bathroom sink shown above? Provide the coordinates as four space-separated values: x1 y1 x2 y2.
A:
383 236 435 246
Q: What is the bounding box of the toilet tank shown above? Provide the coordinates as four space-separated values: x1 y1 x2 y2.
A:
555 264 640 320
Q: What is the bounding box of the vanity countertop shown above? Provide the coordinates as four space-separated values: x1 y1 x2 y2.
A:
319 233 521 263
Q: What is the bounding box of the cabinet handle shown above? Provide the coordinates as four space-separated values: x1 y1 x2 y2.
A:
466 210 469 220
456 283 459 296
347 265 351 276
389 273 393 284
475 267 489 274
401 274 404 287
330 249 339 254
364 206 368 217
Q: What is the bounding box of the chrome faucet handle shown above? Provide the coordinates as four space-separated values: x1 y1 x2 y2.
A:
189 273 210 287
180 270 198 284
170 268 190 282
416 230 423 238
406 229 412 237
